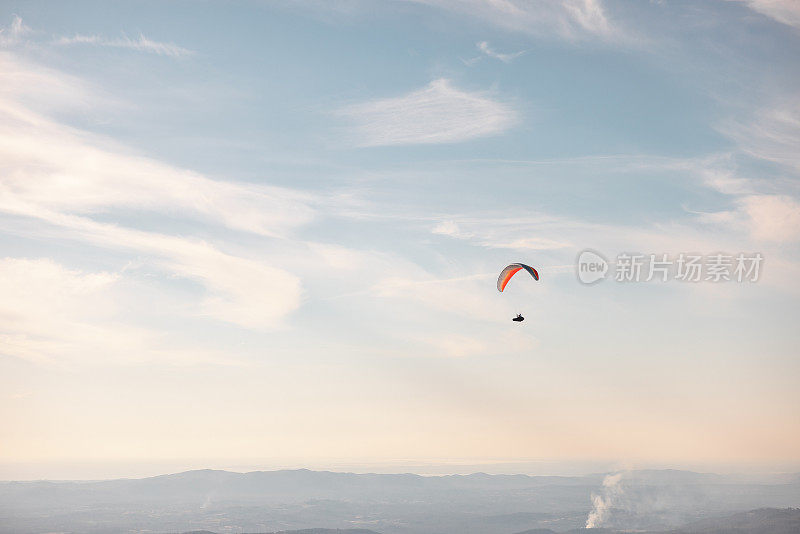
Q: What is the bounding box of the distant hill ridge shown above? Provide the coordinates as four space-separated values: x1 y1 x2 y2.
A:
4 469 799 534
8 466 796 486
184 530 381 534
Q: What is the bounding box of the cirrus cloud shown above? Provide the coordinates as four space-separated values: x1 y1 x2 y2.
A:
732 0 800 30
409 0 618 41
336 78 517 147
0 53 306 331
54 32 194 58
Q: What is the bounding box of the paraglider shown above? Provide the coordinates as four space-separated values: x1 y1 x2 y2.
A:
497 263 539 291
497 263 539 322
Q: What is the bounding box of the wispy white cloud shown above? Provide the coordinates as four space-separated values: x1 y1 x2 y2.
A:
422 168 800 294
0 15 193 57
433 217 572 250
0 257 250 366
693 191 800 244
343 150 800 271
710 100 800 243
4 205 305 329
733 0 800 30
336 78 517 146
0 15 30 46
719 100 800 172
467 41 526 64
739 194 800 242
0 54 307 331
0 49 110 114
0 55 314 240
410 0 620 41
432 219 472 239
54 32 194 57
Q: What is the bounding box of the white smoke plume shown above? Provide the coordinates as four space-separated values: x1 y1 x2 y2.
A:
586 472 625 528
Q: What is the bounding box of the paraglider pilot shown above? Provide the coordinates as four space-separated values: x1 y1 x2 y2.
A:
497 263 538 324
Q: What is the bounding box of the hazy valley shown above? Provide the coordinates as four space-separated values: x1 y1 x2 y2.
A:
1 469 799 533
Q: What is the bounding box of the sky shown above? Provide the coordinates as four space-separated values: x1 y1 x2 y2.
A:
1 0 799 480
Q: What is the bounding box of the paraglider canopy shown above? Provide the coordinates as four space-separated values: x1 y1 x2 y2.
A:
497 263 539 292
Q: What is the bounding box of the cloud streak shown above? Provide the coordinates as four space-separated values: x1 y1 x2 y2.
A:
336 78 516 146
733 0 800 29
55 32 194 57
410 0 619 41
469 41 526 64
0 15 193 57
719 100 800 172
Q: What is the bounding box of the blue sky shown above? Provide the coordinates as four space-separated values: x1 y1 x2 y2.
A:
1 0 799 478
